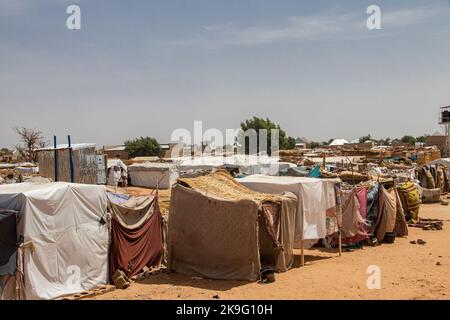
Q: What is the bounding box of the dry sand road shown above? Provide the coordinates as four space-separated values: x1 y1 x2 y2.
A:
92 203 450 300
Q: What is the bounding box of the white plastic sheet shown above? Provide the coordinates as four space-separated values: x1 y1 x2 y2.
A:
238 175 339 245
0 182 109 300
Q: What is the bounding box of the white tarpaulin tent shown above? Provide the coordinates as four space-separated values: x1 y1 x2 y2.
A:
0 182 109 300
107 158 128 186
237 175 340 247
128 162 178 189
329 139 349 146
175 155 295 176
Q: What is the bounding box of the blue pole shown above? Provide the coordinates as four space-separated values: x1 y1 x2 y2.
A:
68 135 75 183
53 135 58 182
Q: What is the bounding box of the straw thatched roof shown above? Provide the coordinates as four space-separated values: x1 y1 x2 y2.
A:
178 170 283 202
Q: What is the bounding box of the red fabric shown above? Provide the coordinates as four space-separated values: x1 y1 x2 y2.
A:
109 198 164 280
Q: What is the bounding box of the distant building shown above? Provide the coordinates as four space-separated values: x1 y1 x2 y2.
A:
37 143 98 184
294 137 310 149
103 145 129 160
0 154 13 162
426 134 448 157
0 149 21 163
159 143 184 159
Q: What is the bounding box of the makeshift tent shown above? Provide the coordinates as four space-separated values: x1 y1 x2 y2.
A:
337 189 367 239
238 175 340 248
429 159 450 173
329 139 349 146
176 157 224 172
176 155 295 176
128 162 178 189
168 171 298 281
108 192 164 279
0 182 109 300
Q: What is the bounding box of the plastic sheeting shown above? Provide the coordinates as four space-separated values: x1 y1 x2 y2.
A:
0 182 109 300
175 155 296 176
128 162 178 189
108 194 164 279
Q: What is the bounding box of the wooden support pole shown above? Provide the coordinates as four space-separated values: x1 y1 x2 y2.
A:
335 182 343 257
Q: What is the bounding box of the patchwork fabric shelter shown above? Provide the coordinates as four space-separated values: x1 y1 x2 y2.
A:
108 193 165 279
168 171 298 281
0 182 109 300
397 182 421 223
338 189 367 239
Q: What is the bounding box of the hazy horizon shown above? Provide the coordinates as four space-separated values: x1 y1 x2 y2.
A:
2 0 450 148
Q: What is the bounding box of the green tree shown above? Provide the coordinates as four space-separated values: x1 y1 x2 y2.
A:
401 135 417 145
239 117 295 155
124 137 161 158
416 135 428 143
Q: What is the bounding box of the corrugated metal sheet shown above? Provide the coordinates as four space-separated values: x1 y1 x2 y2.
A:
37 147 98 184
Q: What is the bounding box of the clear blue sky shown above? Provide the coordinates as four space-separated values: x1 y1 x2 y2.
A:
1 0 450 147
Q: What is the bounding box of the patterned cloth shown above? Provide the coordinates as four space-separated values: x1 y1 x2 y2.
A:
397 181 421 223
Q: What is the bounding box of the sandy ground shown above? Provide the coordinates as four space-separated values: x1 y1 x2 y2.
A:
106 186 171 215
92 203 450 300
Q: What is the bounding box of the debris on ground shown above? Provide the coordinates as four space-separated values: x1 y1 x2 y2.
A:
417 239 427 245
112 270 131 289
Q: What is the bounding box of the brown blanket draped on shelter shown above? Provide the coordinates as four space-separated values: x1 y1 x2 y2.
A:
108 194 164 280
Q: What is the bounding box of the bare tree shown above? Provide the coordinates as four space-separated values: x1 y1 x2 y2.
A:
14 127 47 162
